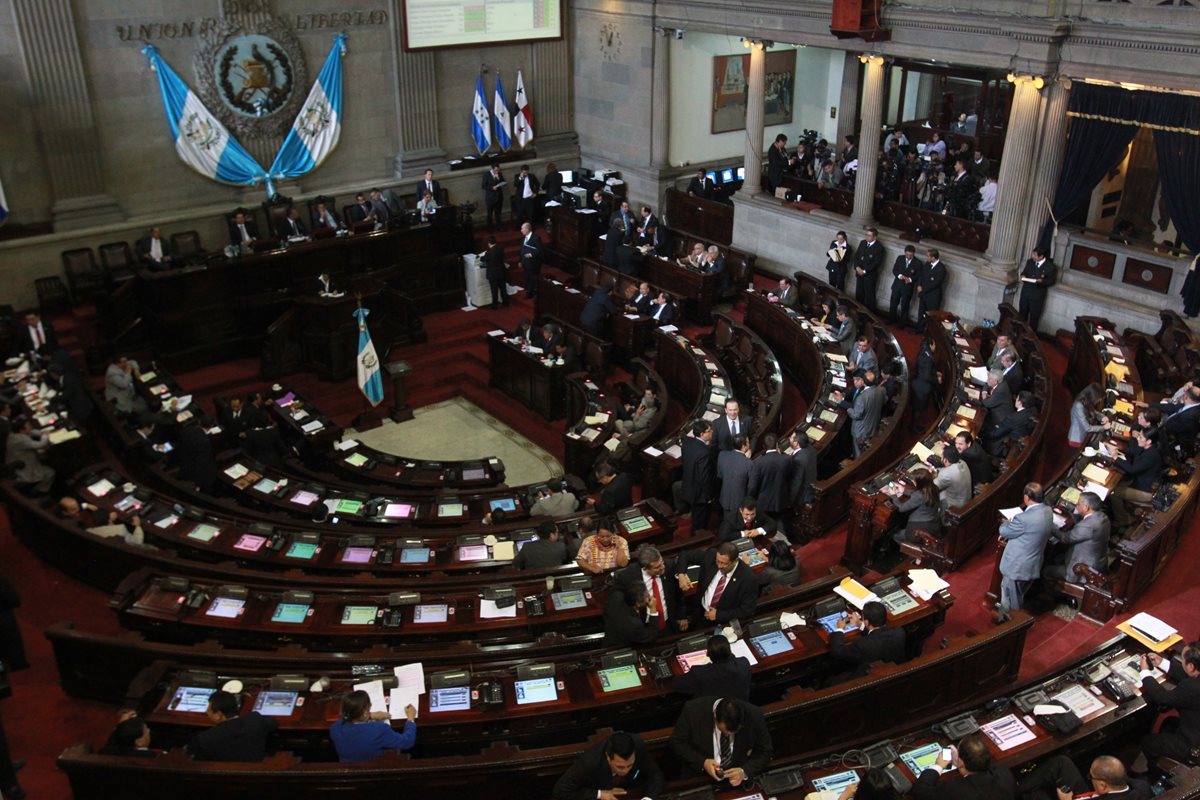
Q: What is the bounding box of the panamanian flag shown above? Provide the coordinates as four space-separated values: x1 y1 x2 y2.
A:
269 33 348 180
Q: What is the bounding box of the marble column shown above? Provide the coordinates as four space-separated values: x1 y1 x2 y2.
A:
1021 79 1072 258
12 0 123 230
851 55 885 226
650 33 670 168
835 51 862 150
392 47 444 176
984 75 1045 274
740 42 766 197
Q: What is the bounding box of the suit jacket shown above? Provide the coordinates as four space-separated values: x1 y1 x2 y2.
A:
5 431 53 485
520 233 544 272
276 216 308 239
1163 403 1200 440
541 171 563 199
673 658 752 701
1001 362 1024 395
481 171 505 206
614 562 685 628
832 317 858 355
670 697 773 779
913 764 1017 800
580 288 616 334
919 260 947 305
829 625 907 677
135 236 175 265
1058 511 1110 580
776 285 799 308
242 427 290 469
227 218 260 246
104 363 139 413
687 176 713 199
349 201 375 223
854 239 885 276
480 245 506 282
999 502 1053 581
891 256 922 290
514 536 568 569
960 443 994 485
767 145 789 186
845 385 885 444
826 240 851 276
1019 258 1056 295
1140 659 1200 746
553 733 664 800
415 179 442 205
990 407 1034 447
369 198 392 223
717 450 753 512
680 435 716 505
935 461 972 509
311 207 342 229
219 406 251 443
712 415 753 452
748 450 792 515
649 301 677 326
696 554 758 623
602 590 658 648
1114 442 1162 492
629 291 654 316
790 445 817 505
187 712 279 762
982 381 1014 427
595 471 634 514
15 319 58 353
849 346 878 374
717 509 777 542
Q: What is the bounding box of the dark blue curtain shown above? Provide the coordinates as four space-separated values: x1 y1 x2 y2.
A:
1151 92 1200 315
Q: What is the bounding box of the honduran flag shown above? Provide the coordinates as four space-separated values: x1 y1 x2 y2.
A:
269 33 348 180
471 74 492 155
493 71 512 152
141 44 267 189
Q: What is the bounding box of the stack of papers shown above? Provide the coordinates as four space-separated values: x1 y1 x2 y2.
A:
1117 612 1181 651
907 568 950 600
834 577 879 609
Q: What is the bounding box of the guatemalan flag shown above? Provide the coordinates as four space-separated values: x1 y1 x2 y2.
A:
471 74 492 155
141 44 267 188
269 33 348 180
354 305 385 407
514 69 534 148
493 72 512 152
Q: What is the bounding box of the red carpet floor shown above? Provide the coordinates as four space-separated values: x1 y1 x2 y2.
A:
3 261 1198 798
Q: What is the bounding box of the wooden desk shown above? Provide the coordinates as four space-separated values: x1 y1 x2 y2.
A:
1124 309 1200 396
643 254 722 324
547 204 599 270
487 332 568 420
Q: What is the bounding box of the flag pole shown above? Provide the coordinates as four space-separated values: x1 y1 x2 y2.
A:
352 294 385 431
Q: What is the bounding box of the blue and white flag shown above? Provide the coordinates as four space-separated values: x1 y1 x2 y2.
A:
269 33 347 180
0 173 8 226
141 45 267 188
471 74 492 155
354 305 384 407
493 72 512 152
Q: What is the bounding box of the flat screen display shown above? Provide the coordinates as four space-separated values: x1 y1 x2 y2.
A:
559 170 575 184
252 478 279 494
205 597 244 619
286 541 318 560
290 490 319 506
429 685 472 712
706 171 718 183
344 453 369 467
438 502 465 517
187 523 220 543
401 0 563 51
458 544 489 561
341 546 374 564
233 534 267 552
400 547 431 564
900 743 943 776
721 168 734 183
168 686 216 713
677 650 710 673
488 497 517 512
514 677 558 705
817 612 859 634
550 590 586 611
737 167 746 180
341 605 378 625
813 771 862 793
621 515 652 533
597 665 641 692
385 503 415 518
335 499 364 515
414 603 449 623
462 468 487 481
271 603 310 624
253 691 298 716
751 630 794 658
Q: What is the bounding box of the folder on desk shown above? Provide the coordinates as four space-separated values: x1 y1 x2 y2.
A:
968 366 989 383
834 577 879 609
956 405 978 420
1113 399 1135 416
1104 361 1130 381
1082 463 1111 484
490 541 516 561
910 440 936 464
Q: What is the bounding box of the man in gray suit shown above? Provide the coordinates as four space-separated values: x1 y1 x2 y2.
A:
981 369 1015 428
104 355 147 415
615 389 659 436
830 306 857 356
717 435 753 516
6 416 55 494
1043 491 1110 583
848 336 878 374
835 371 885 458
995 482 1053 622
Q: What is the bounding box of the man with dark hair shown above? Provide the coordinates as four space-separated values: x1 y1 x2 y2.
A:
826 231 852 291
519 222 544 300
603 581 658 647
481 164 505 230
955 431 994 486
670 697 774 787
986 389 1036 457
995 483 1052 623
673 634 753 700
999 351 1024 395
831 305 857 355
590 462 634 514
480 235 508 309
828 600 907 682
748 432 792 521
1018 247 1056 333
514 164 540 227
187 690 278 762
890 245 922 326
854 227 884 311
1107 427 1164 532
1138 644 1200 765
917 249 946 326
766 133 789 191
849 336 878 374
789 430 817 509
685 541 758 624
717 435 753 517
553 731 664 800
718 497 777 543
834 371 885 457
678 420 717 532
615 545 689 633
913 734 1017 800
100 711 158 757
514 521 569 569
712 397 753 452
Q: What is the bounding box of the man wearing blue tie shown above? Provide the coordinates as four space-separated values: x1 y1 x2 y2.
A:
519 222 544 300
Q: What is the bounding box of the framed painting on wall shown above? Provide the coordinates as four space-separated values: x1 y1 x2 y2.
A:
712 49 796 134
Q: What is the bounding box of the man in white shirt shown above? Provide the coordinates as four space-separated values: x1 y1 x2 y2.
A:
136 227 174 268
977 176 997 219
227 211 258 248
615 545 690 633
514 164 540 228
415 169 442 206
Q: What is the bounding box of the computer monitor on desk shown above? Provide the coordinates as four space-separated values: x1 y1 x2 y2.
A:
721 168 735 183
559 169 576 184
705 171 718 185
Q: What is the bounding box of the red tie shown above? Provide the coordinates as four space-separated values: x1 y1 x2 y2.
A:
710 573 728 608
650 578 666 630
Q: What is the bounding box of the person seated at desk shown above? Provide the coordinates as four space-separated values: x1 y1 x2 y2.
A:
511 317 535 345
576 523 630 575
626 281 654 315
100 711 159 757
980 369 1015 429
827 600 907 683
998 351 1023 395
187 690 278 762
1043 490 1109 584
227 210 258 248
104 354 145 415
1136 646 1200 769
416 190 438 223
589 461 634 514
615 388 659 436
648 291 677 326
830 305 857 355
718 497 777 543
349 192 376 226
1019 754 1150 800
329 689 416 763
848 336 878 373
1106 427 1163 533
681 241 708 269
817 160 845 189
553 731 665 800
887 468 941 543
985 389 1035 457
6 416 54 494
14 311 58 354
580 283 617 336
812 299 836 328
768 277 798 308
602 584 655 648
954 431 994 486
702 245 727 285
514 520 569 568
674 634 752 701
669 696 774 789
913 734 1017 800
135 227 175 269
131 413 174 463
759 536 800 587
311 201 342 231
531 481 579 518
241 417 293 470
276 206 308 240
1158 384 1200 442
641 223 673 258
987 333 1018 371
531 322 561 353
369 187 401 225
930 446 972 509
58 496 146 546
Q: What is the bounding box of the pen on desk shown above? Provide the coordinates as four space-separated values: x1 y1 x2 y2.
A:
1129 625 1163 643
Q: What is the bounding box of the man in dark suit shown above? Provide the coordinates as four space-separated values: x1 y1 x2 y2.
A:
513 164 540 227
981 370 1015 430
674 635 752 701
626 281 655 316
648 292 677 326
917 248 947 325
747 433 792 521
481 165 504 230
541 163 564 202
14 311 58 354
311 201 342 231
580 284 617 336
677 421 716 531
415 169 442 206
602 583 658 647
591 190 613 236
889 245 921 325
1018 247 1056 334
788 430 817 508
1138 644 1200 764
635 205 658 246
717 435 753 516
218 396 251 445
687 541 758 624
830 305 857 356
242 419 292 469
590 462 634 514
766 133 789 192
227 210 259 247
646 224 673 258
1160 386 1200 441
614 545 688 633
986 390 1035 457
718 497 777 543
712 398 753 452
368 188 396 226
135 226 175 269
954 431 994 486
519 222 544 299
552 731 664 800
275 207 308 239
853 227 885 312
348 193 375 225
999 351 1024 395
913 734 1017 800
480 235 508 309
827 600 907 683
687 168 714 200
187 690 278 762
826 231 851 290
770 277 799 308
670 696 774 788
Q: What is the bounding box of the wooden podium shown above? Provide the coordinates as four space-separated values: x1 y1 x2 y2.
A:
386 360 414 423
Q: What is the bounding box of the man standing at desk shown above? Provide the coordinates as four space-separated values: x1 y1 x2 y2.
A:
917 249 947 326
514 164 540 227
415 169 441 206
519 222 544 300
713 397 754 452
688 168 714 199
482 164 505 230
853 227 884 312
553 731 665 800
686 541 758 624
670 696 774 789
994 482 1052 623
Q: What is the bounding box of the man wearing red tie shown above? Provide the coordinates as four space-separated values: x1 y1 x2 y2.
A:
681 541 757 624
16 311 57 354
614 545 690 633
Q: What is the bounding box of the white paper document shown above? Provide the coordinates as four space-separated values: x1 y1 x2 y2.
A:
352 679 389 714
479 599 518 619
729 638 759 666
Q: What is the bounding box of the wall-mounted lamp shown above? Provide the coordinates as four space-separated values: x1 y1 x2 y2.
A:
1006 72 1045 90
